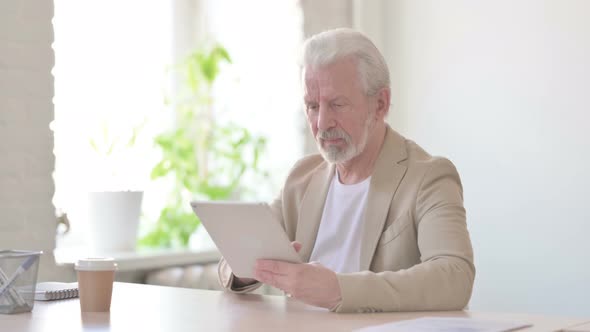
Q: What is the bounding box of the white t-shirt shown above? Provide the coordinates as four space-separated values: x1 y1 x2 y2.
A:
309 172 371 273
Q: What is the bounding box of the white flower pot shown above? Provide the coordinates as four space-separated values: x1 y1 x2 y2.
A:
87 191 143 254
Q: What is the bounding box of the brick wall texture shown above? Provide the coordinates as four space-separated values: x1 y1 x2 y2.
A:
0 1 61 280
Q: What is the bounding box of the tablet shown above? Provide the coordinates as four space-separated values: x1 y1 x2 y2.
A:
190 200 302 278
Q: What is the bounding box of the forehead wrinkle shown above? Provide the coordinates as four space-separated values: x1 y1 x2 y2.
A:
304 59 362 103
305 76 341 103
316 62 363 99
303 80 318 102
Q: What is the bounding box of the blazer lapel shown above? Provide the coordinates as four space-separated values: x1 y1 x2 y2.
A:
359 126 408 270
296 162 335 262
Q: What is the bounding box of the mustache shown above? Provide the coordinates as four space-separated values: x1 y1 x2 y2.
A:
317 128 351 141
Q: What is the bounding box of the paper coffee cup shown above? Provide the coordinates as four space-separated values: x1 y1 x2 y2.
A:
75 258 117 312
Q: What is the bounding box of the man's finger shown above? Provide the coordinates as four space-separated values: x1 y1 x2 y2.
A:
255 259 294 275
254 269 291 291
291 241 302 253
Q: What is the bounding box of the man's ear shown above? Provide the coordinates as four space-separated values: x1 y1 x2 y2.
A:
375 87 391 120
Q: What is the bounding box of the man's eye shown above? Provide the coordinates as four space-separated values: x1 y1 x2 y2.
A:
307 105 319 112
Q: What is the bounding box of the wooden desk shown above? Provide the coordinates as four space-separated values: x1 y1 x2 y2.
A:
1 283 588 332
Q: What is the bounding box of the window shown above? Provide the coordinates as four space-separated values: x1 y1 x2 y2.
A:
203 0 305 198
52 0 304 250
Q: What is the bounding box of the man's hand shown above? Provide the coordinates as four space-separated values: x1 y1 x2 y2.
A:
253 241 342 310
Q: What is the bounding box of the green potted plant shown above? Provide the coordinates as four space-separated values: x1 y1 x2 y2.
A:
139 45 267 248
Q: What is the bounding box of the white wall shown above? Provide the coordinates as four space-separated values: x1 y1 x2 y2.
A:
0 1 63 280
376 0 590 316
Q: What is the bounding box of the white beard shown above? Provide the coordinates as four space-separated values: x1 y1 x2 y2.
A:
316 112 375 164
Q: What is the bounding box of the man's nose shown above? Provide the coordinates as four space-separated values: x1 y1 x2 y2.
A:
317 105 335 131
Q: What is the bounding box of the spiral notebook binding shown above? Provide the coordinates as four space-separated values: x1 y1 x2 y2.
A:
35 282 78 301
48 288 77 300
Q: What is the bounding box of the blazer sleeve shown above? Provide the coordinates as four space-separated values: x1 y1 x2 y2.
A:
332 158 475 313
217 190 286 293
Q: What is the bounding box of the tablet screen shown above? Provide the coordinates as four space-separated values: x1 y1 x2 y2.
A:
190 201 303 278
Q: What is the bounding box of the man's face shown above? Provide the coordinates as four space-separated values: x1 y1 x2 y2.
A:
304 58 376 164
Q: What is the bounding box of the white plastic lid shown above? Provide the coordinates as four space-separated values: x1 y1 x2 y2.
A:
75 258 118 271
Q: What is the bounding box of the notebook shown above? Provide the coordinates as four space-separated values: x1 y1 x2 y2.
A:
34 282 78 301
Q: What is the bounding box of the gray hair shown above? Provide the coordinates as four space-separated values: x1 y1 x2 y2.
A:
302 28 390 96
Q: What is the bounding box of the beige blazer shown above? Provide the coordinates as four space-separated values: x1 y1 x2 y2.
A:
218 125 475 313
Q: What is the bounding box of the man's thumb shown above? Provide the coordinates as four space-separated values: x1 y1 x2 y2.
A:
291 241 302 253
